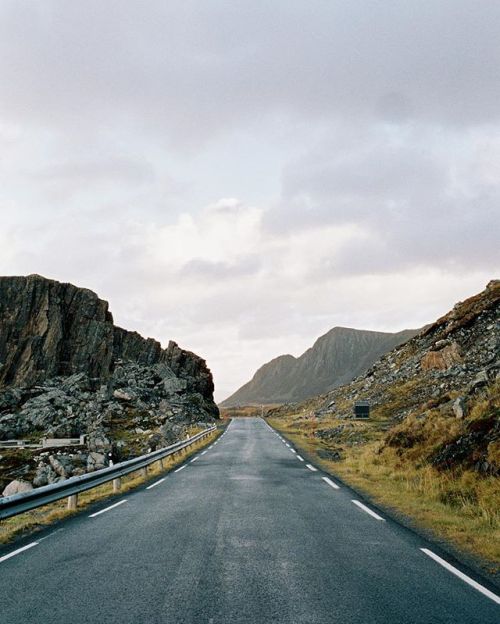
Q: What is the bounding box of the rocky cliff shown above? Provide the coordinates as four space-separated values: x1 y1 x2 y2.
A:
0 274 214 399
0 275 218 494
222 326 419 406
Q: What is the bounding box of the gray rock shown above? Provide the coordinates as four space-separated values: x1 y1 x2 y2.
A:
468 370 489 393
452 397 466 419
87 452 106 471
2 479 33 497
33 465 57 487
49 454 74 477
113 389 134 401
163 378 187 394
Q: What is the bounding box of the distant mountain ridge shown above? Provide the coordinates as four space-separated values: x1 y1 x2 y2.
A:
221 326 420 406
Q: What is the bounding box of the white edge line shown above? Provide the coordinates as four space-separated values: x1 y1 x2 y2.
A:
297 455 304 461
351 499 385 521
174 465 186 473
201 450 207 455
322 476 340 490
306 464 318 472
190 456 199 462
0 541 39 564
146 478 166 490
420 548 500 605
89 499 127 518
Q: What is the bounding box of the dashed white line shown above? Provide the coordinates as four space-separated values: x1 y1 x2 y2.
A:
38 528 64 542
0 542 39 564
174 465 186 473
306 464 318 472
89 499 127 518
351 500 385 521
285 443 291 448
190 456 199 463
322 476 340 490
146 478 166 490
290 448 297 454
297 455 304 461
420 548 500 604
201 450 207 455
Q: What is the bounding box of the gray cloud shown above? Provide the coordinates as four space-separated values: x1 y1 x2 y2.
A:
1 1 500 144
180 256 262 280
0 1 499 400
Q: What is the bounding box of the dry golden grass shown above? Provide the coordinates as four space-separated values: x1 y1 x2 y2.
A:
0 429 219 545
269 406 500 573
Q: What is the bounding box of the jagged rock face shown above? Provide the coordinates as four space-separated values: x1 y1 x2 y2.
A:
222 326 419 406
0 275 115 386
0 274 215 401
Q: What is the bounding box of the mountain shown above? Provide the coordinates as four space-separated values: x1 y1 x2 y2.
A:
222 326 419 406
0 275 218 495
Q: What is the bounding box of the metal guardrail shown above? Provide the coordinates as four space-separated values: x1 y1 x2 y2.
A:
0 426 217 520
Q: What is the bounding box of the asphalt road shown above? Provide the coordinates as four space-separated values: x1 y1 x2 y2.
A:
0 417 498 623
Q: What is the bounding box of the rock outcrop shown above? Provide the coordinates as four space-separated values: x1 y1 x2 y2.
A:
0 275 114 386
222 326 419 406
0 274 218 494
0 275 215 400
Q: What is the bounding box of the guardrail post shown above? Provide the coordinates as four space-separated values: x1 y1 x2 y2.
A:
113 478 121 493
140 467 147 479
67 494 78 510
159 458 164 469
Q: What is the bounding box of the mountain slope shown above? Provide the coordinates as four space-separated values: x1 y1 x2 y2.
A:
222 326 419 406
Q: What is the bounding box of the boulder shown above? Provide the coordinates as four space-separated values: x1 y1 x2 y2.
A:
33 465 57 487
49 454 73 478
452 397 466 419
468 370 489 394
2 479 33 497
421 342 462 371
87 452 106 471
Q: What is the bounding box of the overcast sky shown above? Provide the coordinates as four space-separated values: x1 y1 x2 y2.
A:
0 1 499 401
